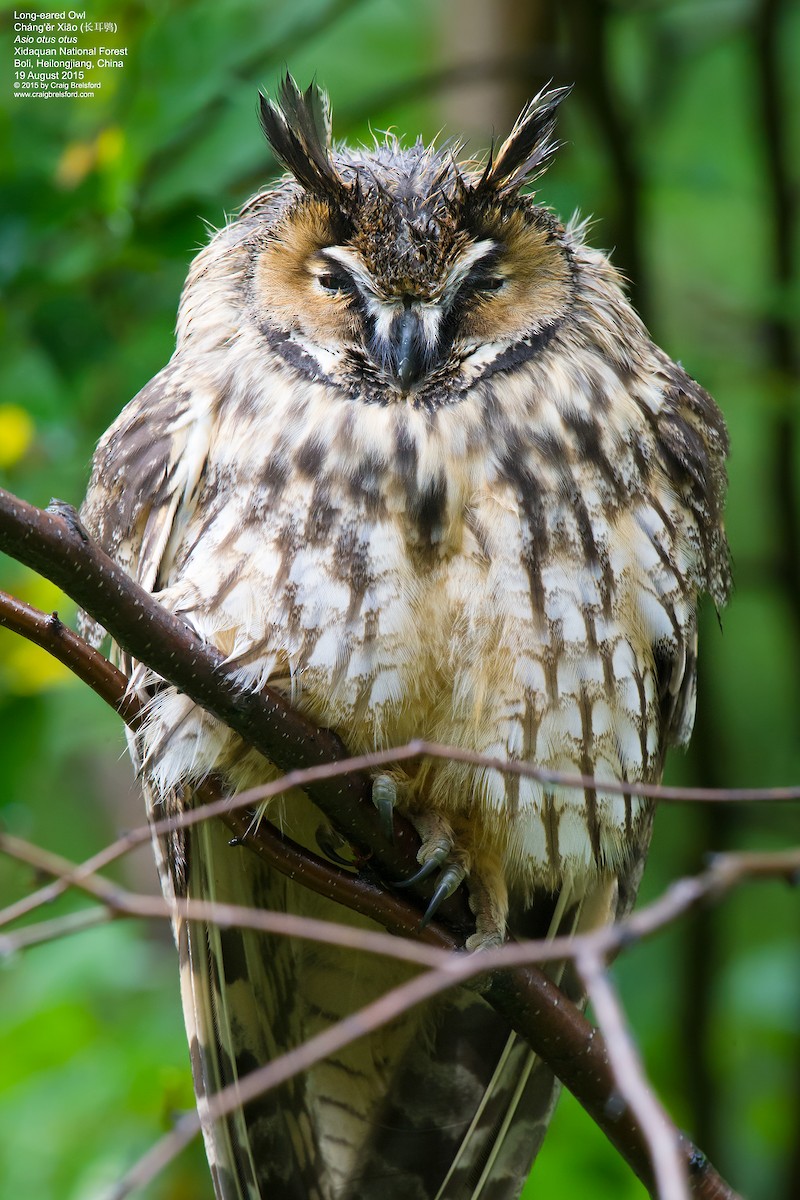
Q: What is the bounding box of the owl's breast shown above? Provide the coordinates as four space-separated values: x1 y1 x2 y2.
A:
156 374 695 890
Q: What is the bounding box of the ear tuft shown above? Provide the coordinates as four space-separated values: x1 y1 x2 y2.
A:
473 84 572 200
258 74 348 206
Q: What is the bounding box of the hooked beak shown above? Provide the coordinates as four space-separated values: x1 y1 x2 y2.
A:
393 306 423 390
385 303 429 392
365 296 445 393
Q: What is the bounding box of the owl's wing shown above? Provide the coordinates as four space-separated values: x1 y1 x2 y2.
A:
80 378 555 1200
79 364 213 646
171 796 324 1200
80 374 304 1196
80 372 281 1195
650 365 731 759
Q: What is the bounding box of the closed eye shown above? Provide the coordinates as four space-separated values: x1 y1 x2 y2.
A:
474 275 506 293
317 269 352 293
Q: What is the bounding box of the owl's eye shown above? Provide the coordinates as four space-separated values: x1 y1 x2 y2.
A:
474 275 506 293
316 269 351 294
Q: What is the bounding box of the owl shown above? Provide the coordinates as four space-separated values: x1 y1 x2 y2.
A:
80 77 729 1200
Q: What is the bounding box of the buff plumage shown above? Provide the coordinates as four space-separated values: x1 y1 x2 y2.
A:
81 77 729 1199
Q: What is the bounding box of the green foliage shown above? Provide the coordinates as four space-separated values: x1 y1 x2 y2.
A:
1 2 798 1198
0 925 207 1200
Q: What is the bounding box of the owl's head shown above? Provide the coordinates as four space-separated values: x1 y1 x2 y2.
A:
235 76 576 406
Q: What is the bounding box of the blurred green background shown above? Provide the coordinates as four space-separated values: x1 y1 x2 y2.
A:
1 1 798 1197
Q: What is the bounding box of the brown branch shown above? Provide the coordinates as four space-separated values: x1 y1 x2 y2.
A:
0 495 761 1198
0 594 457 942
6 831 793 1198
0 490 475 926
562 0 648 317
754 0 800 639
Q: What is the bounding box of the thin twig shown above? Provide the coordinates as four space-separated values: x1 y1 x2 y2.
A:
1 827 761 1200
579 950 689 1200
0 906 114 956
0 831 454 965
3 828 796 982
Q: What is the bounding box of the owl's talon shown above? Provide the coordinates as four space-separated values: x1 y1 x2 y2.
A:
314 823 353 867
392 844 449 888
371 774 397 844
420 863 467 928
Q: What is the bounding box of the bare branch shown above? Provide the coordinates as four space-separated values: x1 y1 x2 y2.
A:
0 831 454 964
2 826 754 1200
5 828 790 1197
0 491 408 870
0 907 114 955
579 950 689 1200
0 491 769 1198
0 589 464 941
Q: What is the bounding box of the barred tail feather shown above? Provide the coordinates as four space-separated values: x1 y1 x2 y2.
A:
147 779 583 1200
429 876 624 1199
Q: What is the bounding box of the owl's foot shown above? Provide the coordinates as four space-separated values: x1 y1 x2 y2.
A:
371 774 398 843
390 812 508 945
392 811 471 927
464 870 508 951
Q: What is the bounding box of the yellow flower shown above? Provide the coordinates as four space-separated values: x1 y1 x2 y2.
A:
0 575 75 693
55 126 124 188
55 140 96 189
0 406 34 469
95 125 125 167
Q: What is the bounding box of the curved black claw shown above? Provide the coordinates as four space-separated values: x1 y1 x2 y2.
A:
392 846 448 889
420 864 466 929
372 774 397 844
315 824 353 867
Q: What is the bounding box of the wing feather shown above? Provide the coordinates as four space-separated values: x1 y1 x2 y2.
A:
79 365 214 645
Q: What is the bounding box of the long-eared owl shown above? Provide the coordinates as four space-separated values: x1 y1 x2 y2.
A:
81 77 729 1200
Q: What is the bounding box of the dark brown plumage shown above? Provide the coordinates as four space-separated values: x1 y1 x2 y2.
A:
80 76 729 1199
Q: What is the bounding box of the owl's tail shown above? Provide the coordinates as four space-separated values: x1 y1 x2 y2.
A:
155 777 622 1200
429 875 622 1199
